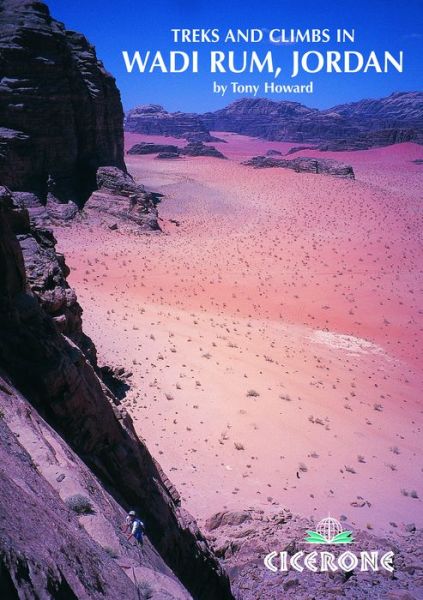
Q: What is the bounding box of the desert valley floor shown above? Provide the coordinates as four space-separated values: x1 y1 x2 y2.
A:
55 133 423 536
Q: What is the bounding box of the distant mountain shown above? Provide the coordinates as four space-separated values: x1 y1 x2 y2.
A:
125 104 209 137
125 92 423 150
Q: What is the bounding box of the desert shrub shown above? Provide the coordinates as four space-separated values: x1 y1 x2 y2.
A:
138 582 153 599
104 546 119 558
246 389 260 397
65 494 95 515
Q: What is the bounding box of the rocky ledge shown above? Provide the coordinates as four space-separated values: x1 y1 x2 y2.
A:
243 156 355 179
84 167 162 231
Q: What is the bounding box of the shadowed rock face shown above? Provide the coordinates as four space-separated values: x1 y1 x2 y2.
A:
0 188 234 599
0 0 125 210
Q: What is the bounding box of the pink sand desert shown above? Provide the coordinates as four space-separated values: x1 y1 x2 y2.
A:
55 133 423 536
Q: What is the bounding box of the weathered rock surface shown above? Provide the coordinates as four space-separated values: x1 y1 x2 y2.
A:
184 131 226 143
243 156 355 179
205 508 423 600
128 142 180 155
0 374 192 600
18 213 97 364
127 93 423 150
203 93 423 147
180 142 226 159
0 0 125 216
316 128 421 151
0 189 233 599
124 104 208 138
84 167 162 231
202 98 316 140
156 151 182 159
128 140 226 160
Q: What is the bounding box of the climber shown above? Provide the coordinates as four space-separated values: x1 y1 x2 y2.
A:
124 510 145 545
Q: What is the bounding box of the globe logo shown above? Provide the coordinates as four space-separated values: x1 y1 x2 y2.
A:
316 517 343 541
305 516 354 544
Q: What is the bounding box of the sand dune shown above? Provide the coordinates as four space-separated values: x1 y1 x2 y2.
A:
55 134 423 535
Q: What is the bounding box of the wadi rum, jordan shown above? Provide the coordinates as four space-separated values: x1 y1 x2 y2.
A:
0 1 422 598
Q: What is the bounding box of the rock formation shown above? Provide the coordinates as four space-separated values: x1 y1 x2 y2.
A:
126 93 423 150
0 187 233 599
156 152 182 159
124 104 208 138
180 142 226 158
205 508 423 599
266 149 283 156
243 156 355 179
128 142 180 155
0 369 192 600
0 0 126 220
128 140 226 159
316 128 420 151
84 167 161 230
203 94 423 148
184 132 226 143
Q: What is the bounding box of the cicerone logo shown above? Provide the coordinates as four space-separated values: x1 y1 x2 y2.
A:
264 515 394 574
305 516 354 544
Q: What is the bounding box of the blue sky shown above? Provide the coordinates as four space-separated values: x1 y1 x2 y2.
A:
48 0 422 112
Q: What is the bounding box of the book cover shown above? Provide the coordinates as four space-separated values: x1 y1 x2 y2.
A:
0 1 421 598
